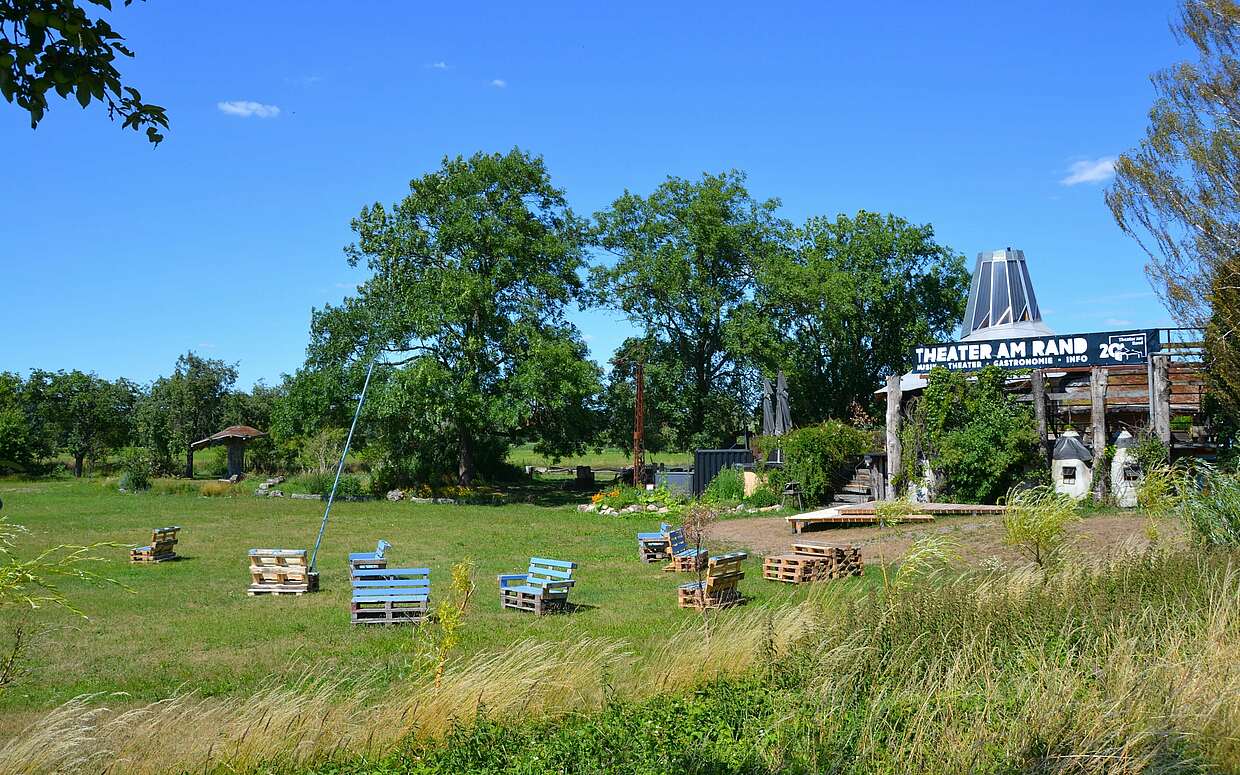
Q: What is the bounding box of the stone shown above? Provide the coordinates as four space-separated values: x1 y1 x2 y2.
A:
268 490 284 498
433 498 456 505
657 506 670 514
646 504 658 511
386 489 405 501
409 497 434 504
291 493 321 501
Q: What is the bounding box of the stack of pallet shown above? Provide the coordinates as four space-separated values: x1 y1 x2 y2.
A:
129 526 180 563
247 548 318 595
762 541 863 584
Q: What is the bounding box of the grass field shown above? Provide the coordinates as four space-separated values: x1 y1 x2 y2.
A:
0 477 846 730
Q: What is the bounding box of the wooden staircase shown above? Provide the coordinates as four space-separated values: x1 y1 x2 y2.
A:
831 464 873 506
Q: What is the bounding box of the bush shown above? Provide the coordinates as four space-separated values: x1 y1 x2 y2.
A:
291 471 364 497
199 481 244 498
1176 464 1240 546
902 366 1040 504
703 467 745 503
117 447 153 491
743 486 779 508
1001 484 1080 568
757 420 868 506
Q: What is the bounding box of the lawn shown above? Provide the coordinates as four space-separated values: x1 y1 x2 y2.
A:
0 477 854 729
505 443 694 470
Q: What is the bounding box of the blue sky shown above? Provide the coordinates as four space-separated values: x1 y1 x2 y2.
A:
0 1 1186 388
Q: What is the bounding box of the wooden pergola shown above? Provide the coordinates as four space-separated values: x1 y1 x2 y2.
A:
191 425 267 480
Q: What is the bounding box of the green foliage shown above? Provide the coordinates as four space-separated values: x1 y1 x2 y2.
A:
756 420 868 506
0 0 168 144
590 171 789 450
136 352 238 477
742 486 779 508
310 149 601 486
116 446 151 491
0 372 49 474
1134 426 1169 472
702 466 746 503
903 366 1040 504
1175 464 1240 546
1001 485 1080 568
751 210 969 422
290 472 364 497
28 370 136 477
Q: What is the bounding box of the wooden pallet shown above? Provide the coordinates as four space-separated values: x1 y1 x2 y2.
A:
763 543 864 584
351 598 429 624
663 552 708 573
637 539 670 563
678 551 747 610
498 587 568 615
677 583 742 610
129 551 177 563
130 526 180 563
248 549 317 595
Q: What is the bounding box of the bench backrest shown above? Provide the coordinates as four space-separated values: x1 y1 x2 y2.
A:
704 551 747 590
666 527 690 554
249 548 307 562
351 567 430 598
151 526 180 543
374 539 392 559
525 557 576 593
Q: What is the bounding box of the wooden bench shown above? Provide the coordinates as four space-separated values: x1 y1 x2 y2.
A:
662 527 707 572
636 522 673 562
349 539 392 576
351 567 430 624
247 548 317 595
678 551 747 610
130 526 180 563
498 557 577 615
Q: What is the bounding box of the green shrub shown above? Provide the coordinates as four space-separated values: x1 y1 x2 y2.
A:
117 447 153 491
199 481 244 498
1176 464 1240 546
292 472 364 497
703 467 745 503
1001 484 1080 568
743 486 779 508
901 366 1040 504
757 420 868 506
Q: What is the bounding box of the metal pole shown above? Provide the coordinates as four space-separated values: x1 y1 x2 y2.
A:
309 358 376 573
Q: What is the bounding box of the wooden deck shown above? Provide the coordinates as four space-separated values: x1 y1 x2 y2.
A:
786 502 1004 534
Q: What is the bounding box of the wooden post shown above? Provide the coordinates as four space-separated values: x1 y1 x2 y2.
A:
867 455 885 502
226 442 245 479
1090 367 1107 501
1031 369 1048 459
885 375 902 500
1152 355 1172 446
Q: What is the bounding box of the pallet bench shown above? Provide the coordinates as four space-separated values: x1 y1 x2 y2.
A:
351 567 430 624
678 551 747 610
499 557 577 615
247 548 317 595
636 522 673 563
762 541 863 584
349 539 392 576
662 527 707 573
130 526 180 563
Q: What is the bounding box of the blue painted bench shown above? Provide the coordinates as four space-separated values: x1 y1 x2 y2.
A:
662 527 707 572
351 567 430 624
348 539 392 575
498 557 577 614
678 551 747 609
636 522 673 562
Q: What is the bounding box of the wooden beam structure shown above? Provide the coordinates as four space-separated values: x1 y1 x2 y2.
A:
1090 367 1107 501
884 375 902 500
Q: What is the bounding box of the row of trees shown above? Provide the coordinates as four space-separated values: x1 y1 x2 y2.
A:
0 154 967 487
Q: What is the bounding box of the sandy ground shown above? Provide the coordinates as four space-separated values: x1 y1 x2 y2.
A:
706 511 1182 567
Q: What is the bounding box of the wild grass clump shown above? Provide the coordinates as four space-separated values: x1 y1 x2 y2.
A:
1001 484 1080 568
702 467 746 503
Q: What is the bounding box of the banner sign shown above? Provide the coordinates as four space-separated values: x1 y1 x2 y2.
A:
912 329 1161 374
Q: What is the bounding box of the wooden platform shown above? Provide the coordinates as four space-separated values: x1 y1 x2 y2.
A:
787 502 1004 533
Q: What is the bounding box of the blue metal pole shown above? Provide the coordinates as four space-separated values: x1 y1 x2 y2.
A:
309 357 376 573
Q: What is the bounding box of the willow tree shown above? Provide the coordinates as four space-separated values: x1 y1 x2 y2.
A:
1106 0 1240 408
309 149 600 486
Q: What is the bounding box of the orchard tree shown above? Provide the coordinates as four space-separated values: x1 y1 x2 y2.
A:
0 372 52 474
590 170 789 449
309 149 601 486
139 353 237 477
1 0 168 143
753 211 968 421
1106 0 1240 409
32 369 136 477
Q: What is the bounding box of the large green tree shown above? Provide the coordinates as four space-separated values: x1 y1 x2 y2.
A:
0 372 52 474
137 353 237 477
32 369 136 477
1 0 167 144
590 170 789 449
309 149 601 486
1106 0 1240 409
752 211 968 421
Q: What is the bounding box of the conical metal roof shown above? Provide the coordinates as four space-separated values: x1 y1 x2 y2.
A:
960 248 1053 341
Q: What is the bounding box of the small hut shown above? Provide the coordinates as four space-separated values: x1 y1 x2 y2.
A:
191 425 267 480
1052 429 1092 500
1111 430 1139 508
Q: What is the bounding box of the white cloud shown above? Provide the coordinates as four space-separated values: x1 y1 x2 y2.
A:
429 61 450 70
1104 318 1134 327
217 100 281 119
1060 156 1117 186
197 342 217 350
490 79 507 88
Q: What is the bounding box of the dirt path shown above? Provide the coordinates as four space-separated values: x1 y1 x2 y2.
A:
706 511 1180 567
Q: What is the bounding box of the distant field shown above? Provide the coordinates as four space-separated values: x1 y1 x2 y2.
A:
0 478 852 731
506 443 693 470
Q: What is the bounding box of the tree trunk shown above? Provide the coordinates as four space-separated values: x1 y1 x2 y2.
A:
185 448 195 480
457 426 475 487
73 454 84 478
1031 370 1049 461
885 375 903 500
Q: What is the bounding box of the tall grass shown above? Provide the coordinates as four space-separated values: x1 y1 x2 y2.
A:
1 550 1237 773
